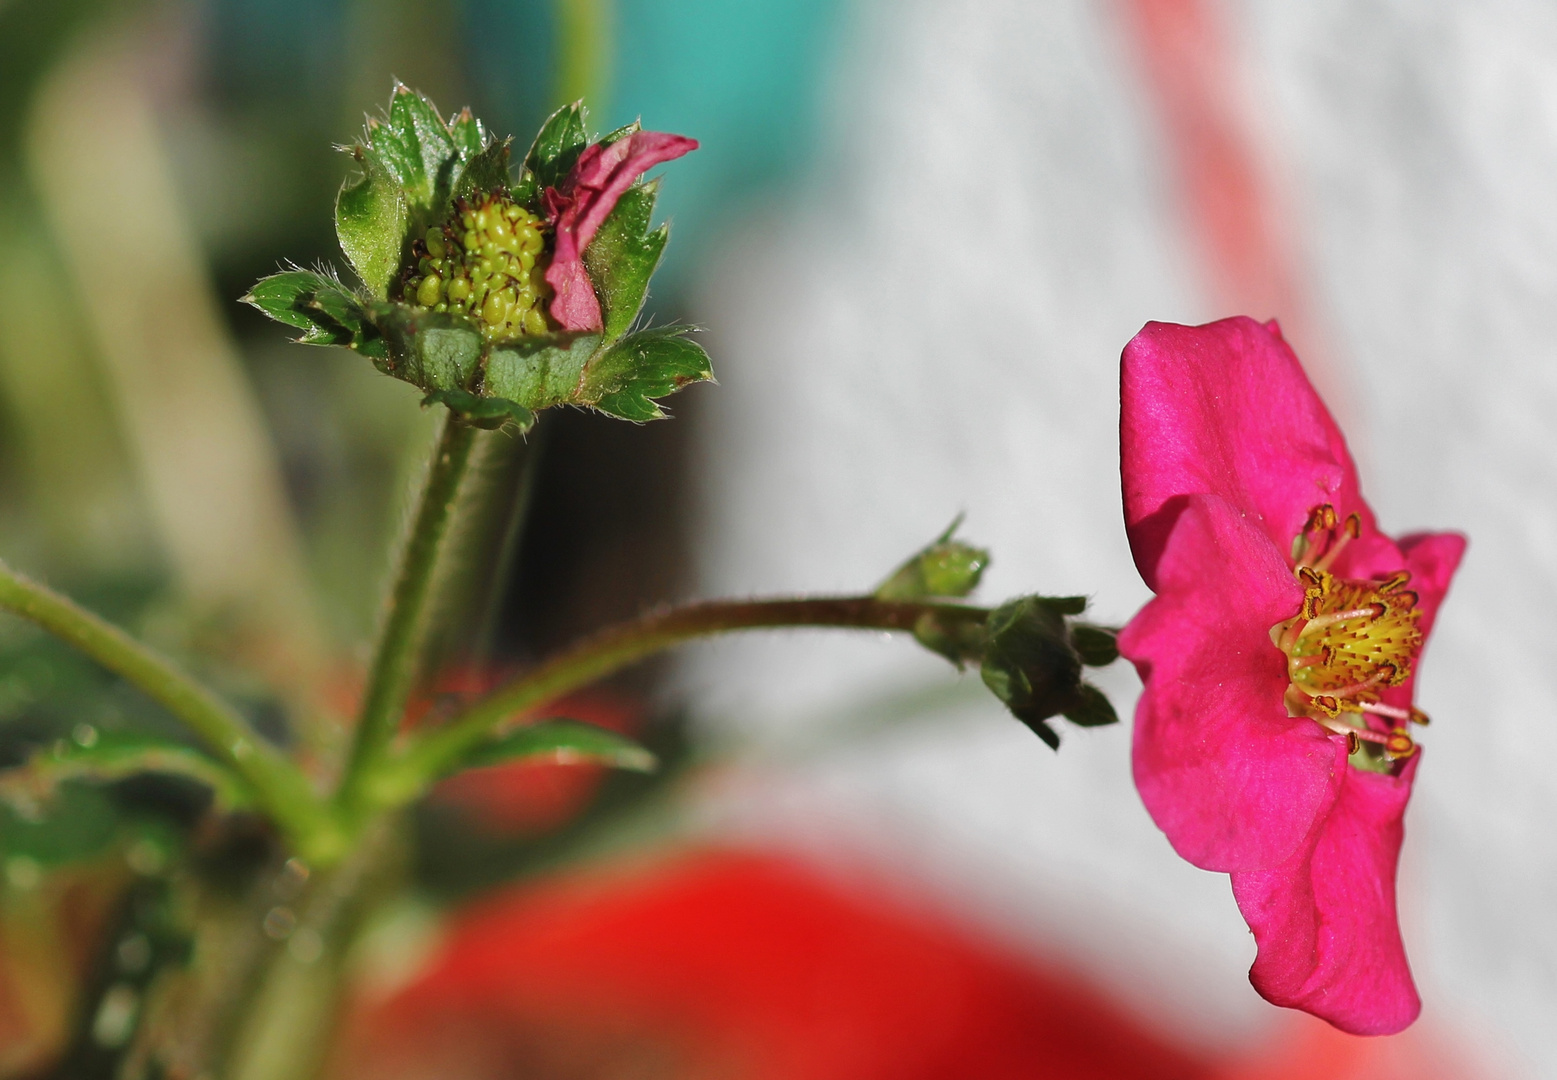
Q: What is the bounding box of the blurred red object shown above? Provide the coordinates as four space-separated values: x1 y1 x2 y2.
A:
333 849 1216 1080
333 849 1483 1080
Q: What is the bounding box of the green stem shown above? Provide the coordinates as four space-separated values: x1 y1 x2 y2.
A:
391 596 988 795
553 0 613 109
340 414 477 810
0 561 335 855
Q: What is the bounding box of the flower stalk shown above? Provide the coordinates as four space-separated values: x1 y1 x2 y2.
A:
339 414 479 814
385 596 992 800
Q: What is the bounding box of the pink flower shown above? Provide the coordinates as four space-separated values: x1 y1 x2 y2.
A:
543 130 698 331
1116 317 1464 1035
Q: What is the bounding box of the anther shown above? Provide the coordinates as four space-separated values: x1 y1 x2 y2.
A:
1385 730 1417 759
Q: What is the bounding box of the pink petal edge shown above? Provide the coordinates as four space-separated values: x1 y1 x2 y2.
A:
1230 754 1421 1035
1121 317 1368 591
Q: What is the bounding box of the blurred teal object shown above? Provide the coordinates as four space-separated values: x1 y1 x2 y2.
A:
607 0 845 290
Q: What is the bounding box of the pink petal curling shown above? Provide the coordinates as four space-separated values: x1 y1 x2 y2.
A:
543 130 698 331
1118 493 1346 871
1121 317 1367 589
1230 755 1420 1035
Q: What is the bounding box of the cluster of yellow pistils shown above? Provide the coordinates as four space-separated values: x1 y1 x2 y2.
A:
1272 504 1428 763
403 191 554 340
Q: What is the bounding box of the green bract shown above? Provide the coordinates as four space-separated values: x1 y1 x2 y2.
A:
243 85 710 431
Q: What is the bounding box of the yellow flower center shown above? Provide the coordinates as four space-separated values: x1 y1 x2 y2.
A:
402 191 556 341
1271 504 1427 764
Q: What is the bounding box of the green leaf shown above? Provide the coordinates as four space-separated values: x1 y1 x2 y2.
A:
423 388 535 432
374 84 459 212
1061 683 1119 728
876 515 991 601
580 326 713 421
243 269 367 347
372 305 485 391
0 782 118 869
3 732 250 811
456 719 656 776
522 101 589 193
483 332 603 408
1070 624 1119 667
336 145 409 298
582 181 668 340
449 107 486 160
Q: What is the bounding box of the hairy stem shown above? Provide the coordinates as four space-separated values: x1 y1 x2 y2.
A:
0 561 334 854
393 596 988 793
340 414 477 810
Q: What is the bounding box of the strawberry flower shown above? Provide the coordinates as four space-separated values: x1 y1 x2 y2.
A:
1116 317 1464 1035
543 130 699 331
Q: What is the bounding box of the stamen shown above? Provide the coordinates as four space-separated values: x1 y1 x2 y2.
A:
1275 504 1429 774
1296 606 1384 636
1358 700 1413 723
1312 513 1362 573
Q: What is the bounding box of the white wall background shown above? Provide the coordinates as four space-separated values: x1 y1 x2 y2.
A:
682 0 1556 1074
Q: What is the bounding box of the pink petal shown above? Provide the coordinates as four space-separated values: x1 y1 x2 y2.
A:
1121 317 1368 590
1397 531 1467 641
545 130 698 331
1230 756 1420 1035
1120 493 1347 871
1376 530 1467 715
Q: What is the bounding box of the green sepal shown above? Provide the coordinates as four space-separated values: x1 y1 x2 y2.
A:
422 388 535 432
371 304 485 390
453 719 656 776
449 107 486 160
336 145 409 298
483 332 603 408
876 515 990 601
908 608 989 667
453 136 514 204
1061 683 1119 728
580 326 713 421
979 596 1085 750
583 181 669 340
375 83 460 213
243 269 369 347
516 100 589 203
3 732 251 812
1069 623 1119 667
598 120 641 147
